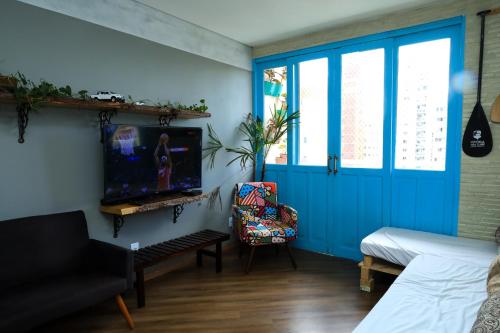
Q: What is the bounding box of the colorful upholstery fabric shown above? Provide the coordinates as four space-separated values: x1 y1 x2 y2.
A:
233 182 298 246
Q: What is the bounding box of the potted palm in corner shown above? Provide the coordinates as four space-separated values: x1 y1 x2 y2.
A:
204 105 299 181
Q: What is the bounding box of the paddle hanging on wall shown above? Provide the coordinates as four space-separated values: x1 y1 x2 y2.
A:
462 10 494 157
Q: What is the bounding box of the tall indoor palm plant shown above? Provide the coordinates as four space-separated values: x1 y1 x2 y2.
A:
204 107 299 181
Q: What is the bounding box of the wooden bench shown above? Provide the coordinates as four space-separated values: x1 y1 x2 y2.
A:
133 229 230 308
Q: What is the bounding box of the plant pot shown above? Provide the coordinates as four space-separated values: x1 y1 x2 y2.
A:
264 81 283 97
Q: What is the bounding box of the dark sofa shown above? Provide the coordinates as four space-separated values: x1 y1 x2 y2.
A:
0 210 135 332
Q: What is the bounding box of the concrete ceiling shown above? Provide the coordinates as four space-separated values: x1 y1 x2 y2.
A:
136 0 439 46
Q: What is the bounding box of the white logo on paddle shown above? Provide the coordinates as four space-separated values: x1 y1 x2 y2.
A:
471 130 485 148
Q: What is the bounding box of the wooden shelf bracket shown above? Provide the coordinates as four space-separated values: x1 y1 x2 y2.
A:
159 113 177 127
173 204 184 223
113 215 125 238
98 110 115 143
16 105 30 144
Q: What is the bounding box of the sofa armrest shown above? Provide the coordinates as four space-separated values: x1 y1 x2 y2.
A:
278 203 298 231
86 239 134 290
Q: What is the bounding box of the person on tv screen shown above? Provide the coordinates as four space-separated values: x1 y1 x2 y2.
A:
154 133 173 191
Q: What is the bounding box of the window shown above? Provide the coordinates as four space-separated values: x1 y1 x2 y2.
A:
341 48 385 169
395 38 450 171
298 58 328 166
264 66 288 165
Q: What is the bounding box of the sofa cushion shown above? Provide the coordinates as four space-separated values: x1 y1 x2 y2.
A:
0 272 127 333
470 292 500 333
0 211 89 290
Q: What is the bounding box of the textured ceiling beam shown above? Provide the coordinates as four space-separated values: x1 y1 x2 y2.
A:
16 0 252 71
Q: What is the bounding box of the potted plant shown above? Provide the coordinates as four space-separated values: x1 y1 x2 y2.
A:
204 105 299 182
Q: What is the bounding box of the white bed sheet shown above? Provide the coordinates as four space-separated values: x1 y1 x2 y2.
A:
360 227 497 267
353 254 489 333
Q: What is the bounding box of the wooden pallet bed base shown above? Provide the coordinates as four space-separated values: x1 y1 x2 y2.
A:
358 255 404 292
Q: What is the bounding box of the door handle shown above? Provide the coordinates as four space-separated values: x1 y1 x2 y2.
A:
327 155 333 175
333 154 338 175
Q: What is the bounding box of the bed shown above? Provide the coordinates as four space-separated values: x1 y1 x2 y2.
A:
353 254 489 333
359 227 498 291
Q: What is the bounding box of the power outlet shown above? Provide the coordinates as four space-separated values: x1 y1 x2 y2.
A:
228 216 233 228
130 242 140 251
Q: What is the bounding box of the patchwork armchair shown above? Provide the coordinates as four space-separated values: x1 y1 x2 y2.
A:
233 182 298 273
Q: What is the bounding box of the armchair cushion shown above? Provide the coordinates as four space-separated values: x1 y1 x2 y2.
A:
244 219 296 246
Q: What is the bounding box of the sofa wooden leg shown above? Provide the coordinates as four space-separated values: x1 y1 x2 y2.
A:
115 294 135 329
360 255 374 292
245 246 256 274
285 243 297 270
136 268 145 308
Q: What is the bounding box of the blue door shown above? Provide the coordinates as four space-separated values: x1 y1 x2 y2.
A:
255 18 464 261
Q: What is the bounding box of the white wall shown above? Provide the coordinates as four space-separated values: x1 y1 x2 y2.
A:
0 0 252 247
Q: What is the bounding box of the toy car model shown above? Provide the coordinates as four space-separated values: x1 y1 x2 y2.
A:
90 91 124 103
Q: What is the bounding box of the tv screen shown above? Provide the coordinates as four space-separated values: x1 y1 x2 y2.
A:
102 125 202 203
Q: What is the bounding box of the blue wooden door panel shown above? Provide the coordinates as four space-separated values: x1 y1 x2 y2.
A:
391 177 417 229
255 17 464 262
359 175 385 241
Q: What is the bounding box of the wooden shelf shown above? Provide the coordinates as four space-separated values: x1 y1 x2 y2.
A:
0 92 211 118
101 193 209 216
100 193 209 237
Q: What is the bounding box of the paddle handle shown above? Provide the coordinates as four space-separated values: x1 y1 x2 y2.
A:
476 12 486 103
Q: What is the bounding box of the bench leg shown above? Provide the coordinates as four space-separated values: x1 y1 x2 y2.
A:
216 241 222 273
136 268 146 308
116 294 135 329
360 255 374 292
197 249 203 267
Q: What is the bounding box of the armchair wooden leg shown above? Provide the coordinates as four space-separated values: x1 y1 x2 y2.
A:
115 294 135 329
285 243 297 270
245 246 256 274
238 241 245 259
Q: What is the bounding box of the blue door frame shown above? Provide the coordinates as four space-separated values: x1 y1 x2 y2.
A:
254 17 465 261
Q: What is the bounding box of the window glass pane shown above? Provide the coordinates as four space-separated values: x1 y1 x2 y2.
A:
341 48 385 169
264 66 287 165
299 58 328 166
395 38 450 171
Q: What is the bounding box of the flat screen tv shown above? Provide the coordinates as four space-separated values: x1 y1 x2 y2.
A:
102 125 202 204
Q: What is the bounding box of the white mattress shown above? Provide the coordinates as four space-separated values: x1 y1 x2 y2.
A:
353 254 490 333
360 227 497 267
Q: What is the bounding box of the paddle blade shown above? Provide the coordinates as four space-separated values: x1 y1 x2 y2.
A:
462 102 493 157
491 95 500 123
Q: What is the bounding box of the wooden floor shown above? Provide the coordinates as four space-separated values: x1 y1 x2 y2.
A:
36 247 393 333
